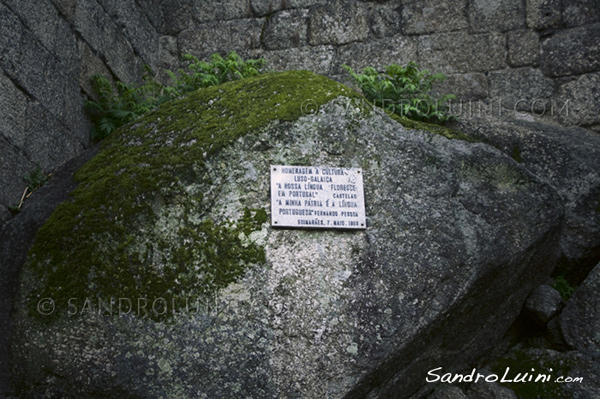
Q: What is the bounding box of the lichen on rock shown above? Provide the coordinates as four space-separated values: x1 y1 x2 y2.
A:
12 70 565 398
22 71 358 321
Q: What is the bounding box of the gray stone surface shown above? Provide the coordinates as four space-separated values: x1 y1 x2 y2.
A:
491 348 600 399
0 3 89 140
2 0 80 76
24 102 86 172
468 0 525 33
556 72 600 127
488 68 555 113
10 72 563 399
77 41 114 98
0 136 33 211
562 0 600 27
70 0 141 84
433 73 488 101
456 115 600 279
560 263 600 356
262 9 309 50
193 0 251 23
507 30 539 67
0 144 100 399
250 0 321 16
541 24 600 77
401 0 468 35
96 0 160 69
0 206 9 225
308 1 369 45
418 32 506 74
0 0 599 216
156 35 180 78
366 3 401 38
261 45 336 75
526 0 561 29
0 70 28 150
178 18 265 59
159 0 193 34
428 386 469 399
467 379 518 399
524 284 563 324
335 35 417 74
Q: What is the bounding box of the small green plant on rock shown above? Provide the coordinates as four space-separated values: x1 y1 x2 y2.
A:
9 165 50 215
85 52 267 140
552 275 577 301
343 61 456 125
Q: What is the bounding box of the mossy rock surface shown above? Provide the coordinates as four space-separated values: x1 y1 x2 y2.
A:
25 71 358 321
12 71 564 399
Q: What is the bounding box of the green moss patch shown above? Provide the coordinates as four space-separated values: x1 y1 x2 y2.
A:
390 113 481 143
26 71 358 321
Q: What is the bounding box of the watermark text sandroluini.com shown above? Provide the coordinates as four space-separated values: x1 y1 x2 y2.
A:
426 366 583 384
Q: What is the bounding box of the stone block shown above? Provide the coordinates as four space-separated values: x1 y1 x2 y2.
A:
526 0 561 29
562 0 600 27
160 0 193 34
262 9 309 50
433 73 488 101
308 1 369 45
24 102 86 172
193 0 252 23
250 0 322 17
178 19 265 59
418 32 506 74
261 45 336 75
488 68 555 113
96 0 160 69
157 35 180 73
556 72 600 126
401 0 468 35
0 71 28 150
0 135 34 209
135 0 163 31
334 35 417 74
366 3 401 38
541 24 600 77
507 30 539 67
469 0 525 33
2 0 80 75
78 41 114 100
71 0 140 83
0 4 89 139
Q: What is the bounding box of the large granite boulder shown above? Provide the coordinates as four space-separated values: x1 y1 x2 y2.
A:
455 115 600 282
10 71 563 398
560 262 600 356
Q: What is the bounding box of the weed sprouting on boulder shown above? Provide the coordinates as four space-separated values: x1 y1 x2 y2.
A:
85 52 267 140
343 61 456 125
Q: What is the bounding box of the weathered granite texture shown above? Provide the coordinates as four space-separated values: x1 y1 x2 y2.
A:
9 71 565 399
0 0 599 216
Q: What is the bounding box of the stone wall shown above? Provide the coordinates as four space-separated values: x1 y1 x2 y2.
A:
1 0 599 219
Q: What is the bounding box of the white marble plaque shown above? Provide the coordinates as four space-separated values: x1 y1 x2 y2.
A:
270 165 366 229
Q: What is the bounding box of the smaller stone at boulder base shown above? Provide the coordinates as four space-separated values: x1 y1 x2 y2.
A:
524 284 563 325
559 262 600 356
